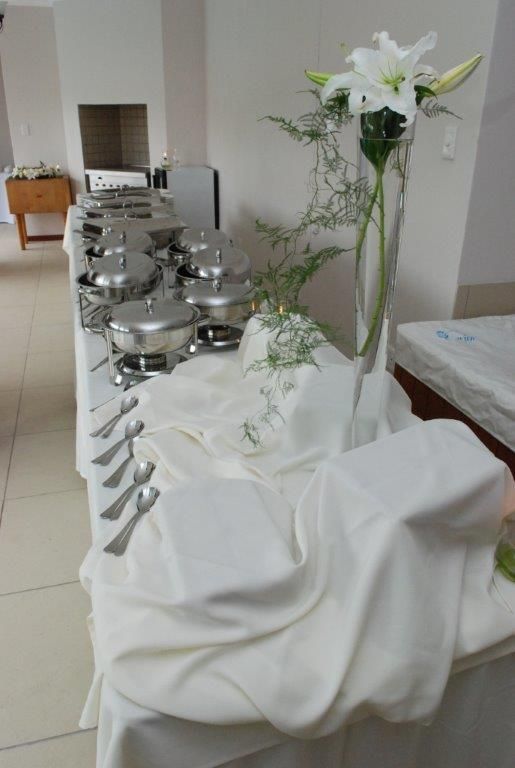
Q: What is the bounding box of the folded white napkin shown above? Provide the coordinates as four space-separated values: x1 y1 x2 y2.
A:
81 420 515 738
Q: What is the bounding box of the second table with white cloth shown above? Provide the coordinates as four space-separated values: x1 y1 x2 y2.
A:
64 208 515 768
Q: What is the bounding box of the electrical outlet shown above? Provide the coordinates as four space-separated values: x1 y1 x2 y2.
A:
442 125 457 160
20 123 31 137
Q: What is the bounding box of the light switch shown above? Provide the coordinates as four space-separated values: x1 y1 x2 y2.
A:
20 123 31 137
442 125 457 160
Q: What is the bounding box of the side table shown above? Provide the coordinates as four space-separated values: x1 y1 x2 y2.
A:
6 176 72 249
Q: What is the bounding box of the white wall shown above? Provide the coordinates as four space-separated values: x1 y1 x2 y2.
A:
0 5 68 234
53 0 168 193
205 0 496 345
458 0 515 286
162 0 206 166
0 58 13 169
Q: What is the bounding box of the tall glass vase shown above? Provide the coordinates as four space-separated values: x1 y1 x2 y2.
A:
352 111 415 447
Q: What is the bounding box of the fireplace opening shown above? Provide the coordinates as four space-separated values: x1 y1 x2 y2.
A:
78 104 150 187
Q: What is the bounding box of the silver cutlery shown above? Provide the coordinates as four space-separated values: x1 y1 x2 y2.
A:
92 420 144 466
89 394 138 438
102 437 139 488
89 355 109 373
104 487 160 556
100 461 155 520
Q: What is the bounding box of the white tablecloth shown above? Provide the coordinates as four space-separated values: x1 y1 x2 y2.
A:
396 315 515 451
64 209 515 767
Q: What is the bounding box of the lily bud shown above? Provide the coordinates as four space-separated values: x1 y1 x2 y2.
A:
430 54 483 95
305 70 333 87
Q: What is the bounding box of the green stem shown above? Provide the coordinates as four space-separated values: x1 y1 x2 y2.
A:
355 178 379 266
358 165 385 357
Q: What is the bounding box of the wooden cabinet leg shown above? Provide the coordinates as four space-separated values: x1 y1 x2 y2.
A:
20 214 28 248
15 214 26 250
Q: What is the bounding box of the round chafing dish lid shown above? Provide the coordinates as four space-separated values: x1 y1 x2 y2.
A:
179 280 256 307
187 245 250 280
105 297 199 334
178 228 230 252
87 251 159 288
93 229 153 256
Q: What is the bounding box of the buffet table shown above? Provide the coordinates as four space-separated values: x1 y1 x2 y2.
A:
64 207 515 768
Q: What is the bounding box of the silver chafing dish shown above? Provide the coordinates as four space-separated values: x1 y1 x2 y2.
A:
174 245 251 288
83 229 156 269
78 188 163 208
77 251 163 308
165 228 232 270
176 279 256 347
80 203 174 219
178 228 231 253
103 297 199 383
79 212 185 250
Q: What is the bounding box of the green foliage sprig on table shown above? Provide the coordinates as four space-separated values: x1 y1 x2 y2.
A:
242 91 371 447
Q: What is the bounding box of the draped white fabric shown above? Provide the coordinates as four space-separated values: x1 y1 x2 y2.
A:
94 653 515 768
81 419 515 738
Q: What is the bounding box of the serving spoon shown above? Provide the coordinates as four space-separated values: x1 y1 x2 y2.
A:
100 461 155 520
104 487 160 556
92 419 144 466
102 437 139 488
89 394 139 438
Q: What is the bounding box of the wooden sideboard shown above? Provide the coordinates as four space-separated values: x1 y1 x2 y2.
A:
6 176 72 249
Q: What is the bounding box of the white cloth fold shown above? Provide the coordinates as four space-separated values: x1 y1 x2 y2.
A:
81 419 515 739
92 316 416 505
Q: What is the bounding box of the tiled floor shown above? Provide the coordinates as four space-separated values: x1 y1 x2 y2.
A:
0 225 96 765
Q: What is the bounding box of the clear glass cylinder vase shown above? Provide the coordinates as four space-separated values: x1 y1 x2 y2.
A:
353 112 415 447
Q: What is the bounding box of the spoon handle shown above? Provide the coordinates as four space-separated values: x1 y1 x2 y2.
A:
92 436 127 466
100 412 124 439
89 355 109 373
90 411 122 438
104 509 147 556
100 482 137 520
102 454 133 488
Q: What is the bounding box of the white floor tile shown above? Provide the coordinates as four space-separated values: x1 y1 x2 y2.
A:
0 356 26 393
0 435 13 498
17 384 76 434
23 350 75 389
32 301 73 326
6 430 85 499
36 283 73 305
0 582 93 748
0 391 21 437
37 272 70 291
0 327 31 356
0 285 38 306
0 490 91 594
0 730 96 768
28 323 74 353
0 306 34 329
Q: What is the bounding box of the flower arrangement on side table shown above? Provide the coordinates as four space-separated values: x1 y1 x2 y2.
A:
242 30 482 447
10 161 62 180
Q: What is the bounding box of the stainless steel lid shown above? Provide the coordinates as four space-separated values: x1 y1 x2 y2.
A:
179 279 256 307
178 228 230 252
187 245 251 282
93 229 154 257
105 297 199 334
87 251 159 288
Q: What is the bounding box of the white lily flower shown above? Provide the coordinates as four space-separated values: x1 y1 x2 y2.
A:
322 30 438 126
